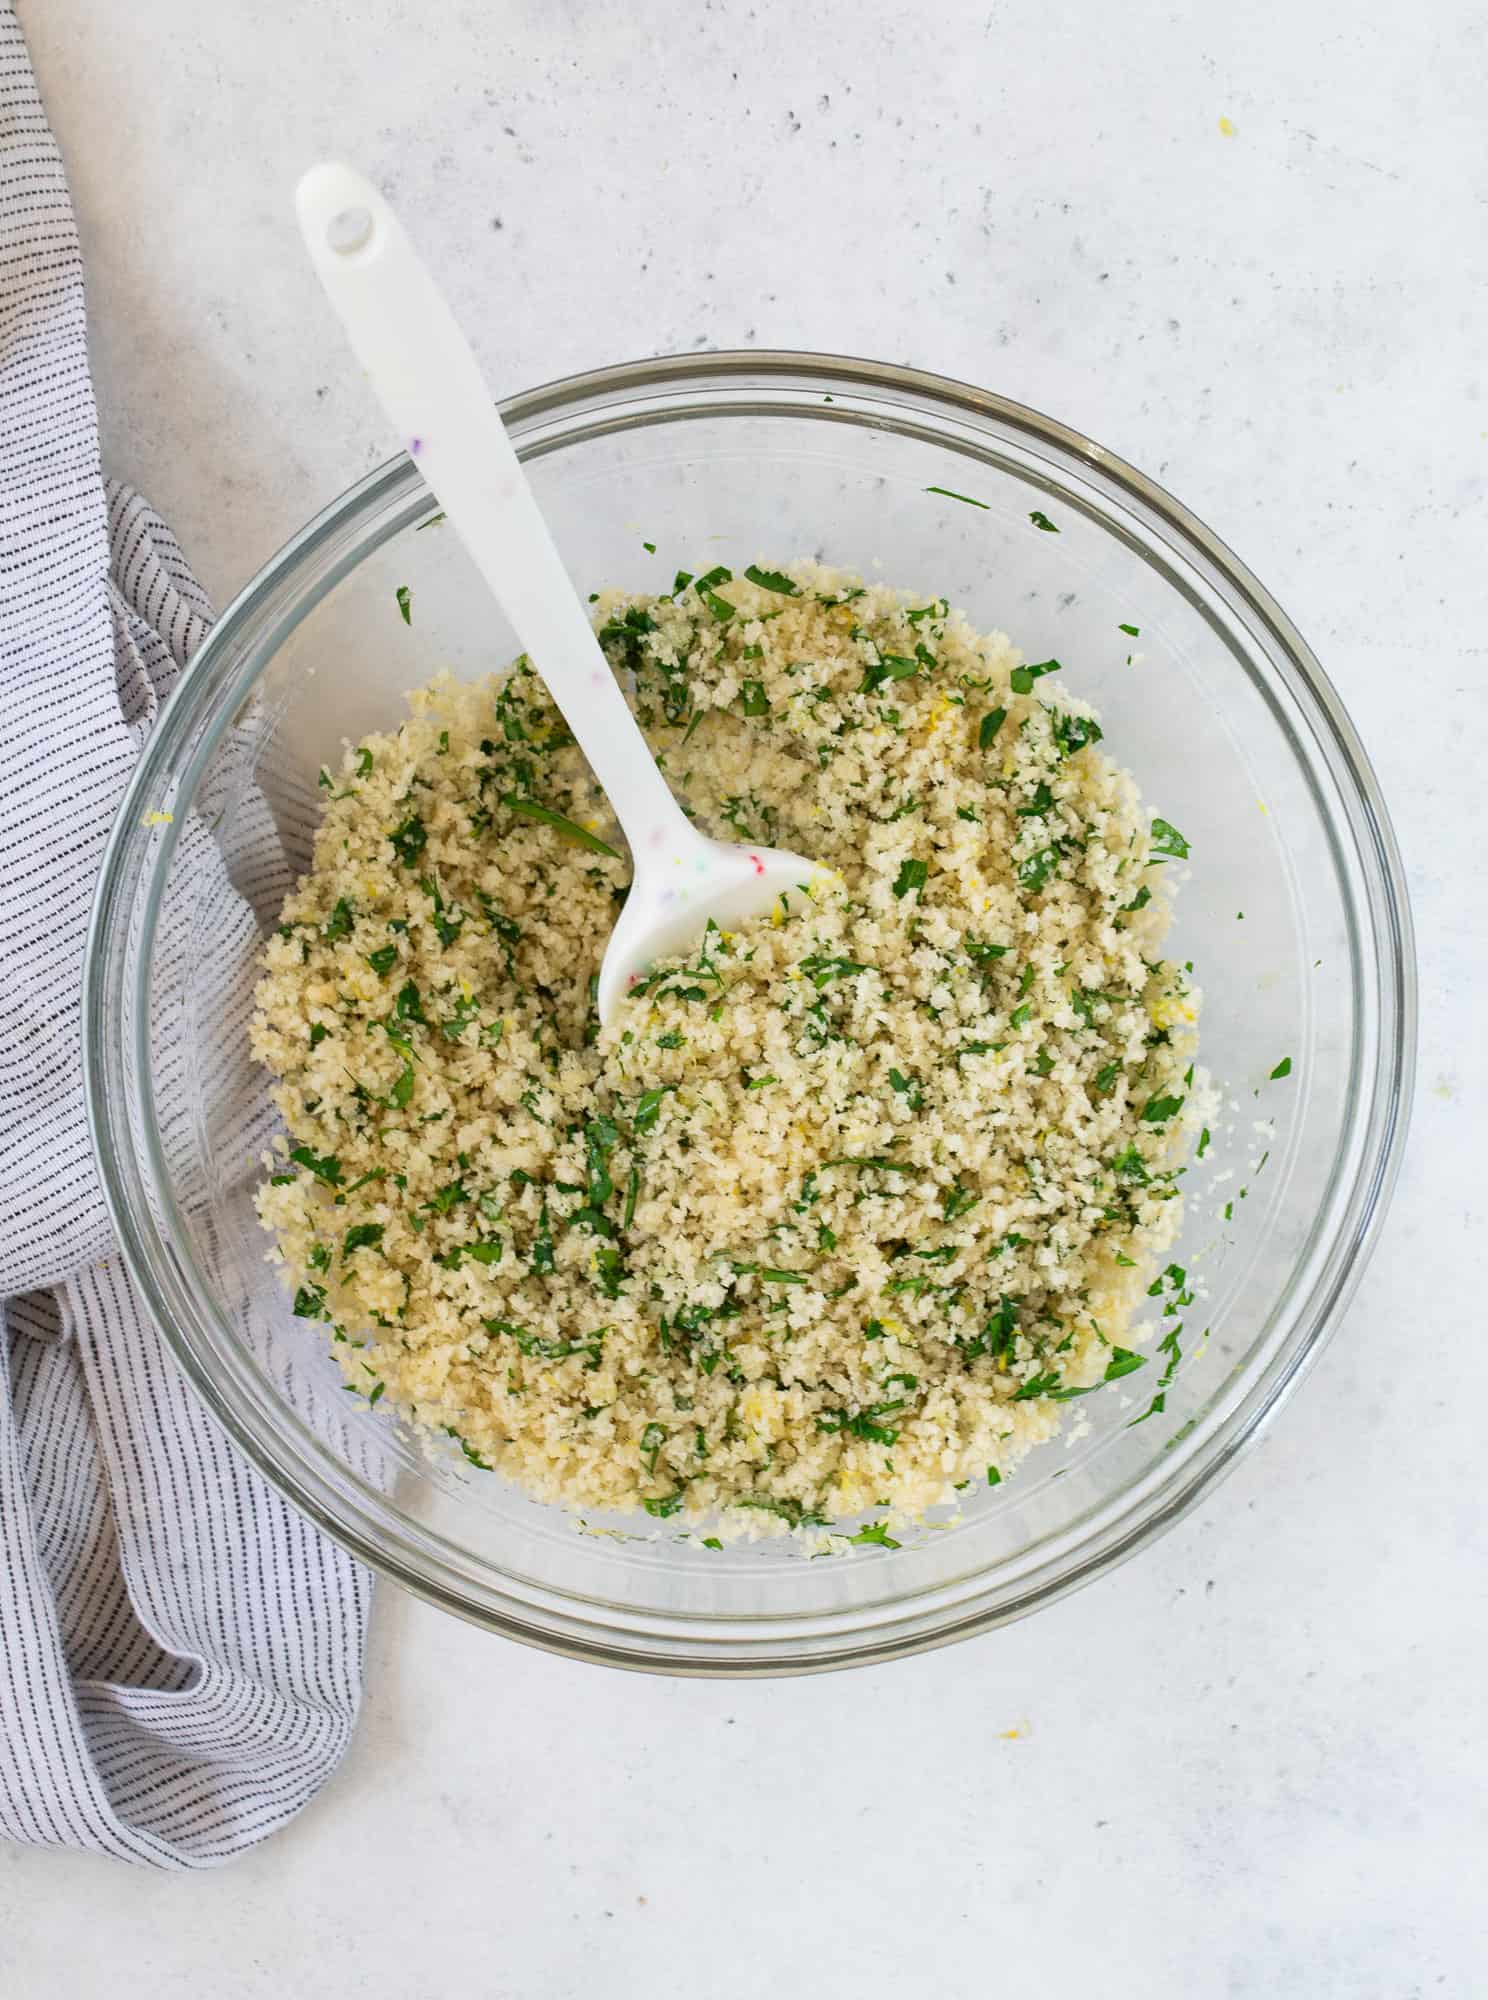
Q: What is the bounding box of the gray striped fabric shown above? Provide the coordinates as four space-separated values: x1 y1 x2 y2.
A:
0 6 370 1866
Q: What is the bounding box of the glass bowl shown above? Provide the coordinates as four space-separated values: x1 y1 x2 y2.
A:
83 352 1415 1675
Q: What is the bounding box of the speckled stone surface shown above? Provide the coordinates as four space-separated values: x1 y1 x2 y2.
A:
6 1 1484 1992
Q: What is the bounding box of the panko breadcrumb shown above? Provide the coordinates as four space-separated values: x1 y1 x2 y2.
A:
252 561 1201 1533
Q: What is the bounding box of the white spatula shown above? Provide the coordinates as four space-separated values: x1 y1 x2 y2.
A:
295 162 820 1025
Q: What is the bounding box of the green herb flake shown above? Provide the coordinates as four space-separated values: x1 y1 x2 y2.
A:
888 1067 923 1111
1052 709 1103 758
942 1182 981 1222
966 938 1010 970
848 1520 902 1549
395 584 412 625
859 652 920 696
892 857 928 901
1029 509 1059 532
503 794 620 858
1149 817 1190 860
732 1261 809 1286
634 1085 672 1134
1270 1056 1293 1080
978 706 1007 750
288 1145 343 1187
393 981 426 1024
1012 1369 1064 1401
1140 1093 1185 1125
924 485 988 509
801 953 870 989
443 1426 493 1470
531 1207 556 1275
1016 845 1059 894
1010 657 1061 697
1103 1347 1146 1381
388 815 427 867
744 564 798 595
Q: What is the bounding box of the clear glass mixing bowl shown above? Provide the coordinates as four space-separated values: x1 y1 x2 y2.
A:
83 353 1414 1674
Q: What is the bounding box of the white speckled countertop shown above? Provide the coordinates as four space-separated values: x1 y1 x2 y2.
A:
5 1 1485 1992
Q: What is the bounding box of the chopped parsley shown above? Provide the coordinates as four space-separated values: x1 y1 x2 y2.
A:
388 815 427 867
801 953 871 988
1140 1093 1185 1124
942 1182 981 1222
633 1085 672 1133
1012 1369 1064 1401
1010 657 1060 697
502 795 620 858
860 652 919 696
1051 709 1103 758
888 1066 923 1111
892 857 928 901
1016 845 1059 893
443 1427 493 1470
848 1520 901 1549
288 1145 343 1187
744 564 798 594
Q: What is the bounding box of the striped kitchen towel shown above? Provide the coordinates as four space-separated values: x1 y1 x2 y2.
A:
0 4 371 1866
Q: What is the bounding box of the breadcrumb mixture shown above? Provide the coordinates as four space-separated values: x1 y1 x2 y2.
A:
253 562 1200 1532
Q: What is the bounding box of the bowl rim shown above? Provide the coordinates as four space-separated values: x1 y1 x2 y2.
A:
82 347 1417 1675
